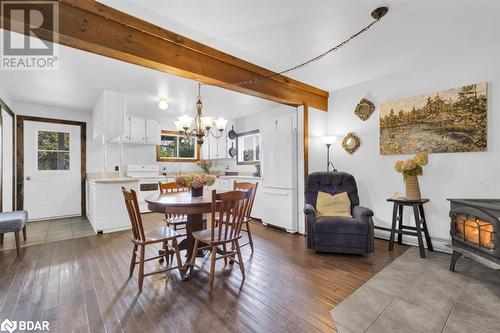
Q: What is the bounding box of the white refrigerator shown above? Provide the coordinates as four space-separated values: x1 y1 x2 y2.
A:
260 120 298 233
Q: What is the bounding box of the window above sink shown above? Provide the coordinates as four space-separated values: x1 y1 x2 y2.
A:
156 130 200 162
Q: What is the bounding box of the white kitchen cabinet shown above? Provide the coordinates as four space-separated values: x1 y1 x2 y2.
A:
87 178 138 233
146 118 161 144
128 116 146 143
202 119 235 160
92 90 126 140
219 178 231 191
117 116 160 145
200 140 210 160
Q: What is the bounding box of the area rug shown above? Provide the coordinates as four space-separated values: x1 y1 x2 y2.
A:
331 247 500 333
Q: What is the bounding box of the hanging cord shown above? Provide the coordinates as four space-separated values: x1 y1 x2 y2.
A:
202 7 388 88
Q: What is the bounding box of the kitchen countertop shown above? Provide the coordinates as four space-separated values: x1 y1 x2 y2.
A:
217 175 261 180
162 173 261 180
87 173 138 183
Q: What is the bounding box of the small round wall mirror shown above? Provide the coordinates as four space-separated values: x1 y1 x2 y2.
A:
354 98 375 121
342 132 361 154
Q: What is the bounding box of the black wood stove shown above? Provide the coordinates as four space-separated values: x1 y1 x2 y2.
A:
448 199 500 271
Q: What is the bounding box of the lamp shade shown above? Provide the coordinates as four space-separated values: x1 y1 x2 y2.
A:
177 115 194 129
174 120 184 132
321 136 338 145
200 116 214 129
214 117 228 131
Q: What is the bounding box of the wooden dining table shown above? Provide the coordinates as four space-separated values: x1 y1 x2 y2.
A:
145 191 213 265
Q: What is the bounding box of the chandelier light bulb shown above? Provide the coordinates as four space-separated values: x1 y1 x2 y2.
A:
158 97 169 110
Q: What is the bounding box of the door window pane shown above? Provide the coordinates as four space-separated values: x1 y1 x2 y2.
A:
38 131 69 150
37 131 70 170
38 151 70 170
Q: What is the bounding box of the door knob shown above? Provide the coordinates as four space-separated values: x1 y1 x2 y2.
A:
26 176 31 180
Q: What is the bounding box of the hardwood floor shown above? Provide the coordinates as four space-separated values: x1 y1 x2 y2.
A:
0 214 408 333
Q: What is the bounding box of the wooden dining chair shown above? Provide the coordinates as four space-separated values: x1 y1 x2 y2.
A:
122 187 183 293
159 181 189 232
188 189 252 291
233 181 258 252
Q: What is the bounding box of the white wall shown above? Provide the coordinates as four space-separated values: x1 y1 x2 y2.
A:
308 107 328 174
0 88 15 212
2 110 14 212
325 43 500 250
0 85 14 108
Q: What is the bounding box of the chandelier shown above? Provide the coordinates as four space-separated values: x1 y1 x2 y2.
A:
174 83 228 145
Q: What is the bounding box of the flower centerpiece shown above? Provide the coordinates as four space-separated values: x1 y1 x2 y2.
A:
196 159 212 174
394 152 428 200
176 174 215 197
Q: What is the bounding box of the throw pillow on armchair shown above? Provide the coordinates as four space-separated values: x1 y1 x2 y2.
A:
316 191 352 217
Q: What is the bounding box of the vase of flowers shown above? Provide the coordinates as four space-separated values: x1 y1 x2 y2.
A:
394 152 428 200
175 174 215 197
196 159 212 174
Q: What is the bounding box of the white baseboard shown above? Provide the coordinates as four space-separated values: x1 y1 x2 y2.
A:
374 229 452 254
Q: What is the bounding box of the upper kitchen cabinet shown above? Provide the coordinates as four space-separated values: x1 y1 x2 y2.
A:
127 115 146 142
122 116 161 145
92 90 126 140
145 118 161 144
200 118 235 160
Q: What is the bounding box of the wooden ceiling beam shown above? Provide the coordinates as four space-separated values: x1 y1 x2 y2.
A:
1 0 329 111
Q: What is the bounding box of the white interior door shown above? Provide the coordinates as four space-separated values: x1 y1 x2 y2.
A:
24 121 81 220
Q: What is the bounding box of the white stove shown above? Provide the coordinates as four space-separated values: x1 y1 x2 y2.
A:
127 165 168 212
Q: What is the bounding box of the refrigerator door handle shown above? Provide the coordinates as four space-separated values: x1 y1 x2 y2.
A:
263 189 290 196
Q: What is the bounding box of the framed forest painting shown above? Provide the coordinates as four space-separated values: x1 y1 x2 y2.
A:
380 82 487 155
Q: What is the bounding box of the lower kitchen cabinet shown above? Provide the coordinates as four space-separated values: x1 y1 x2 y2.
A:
87 178 139 233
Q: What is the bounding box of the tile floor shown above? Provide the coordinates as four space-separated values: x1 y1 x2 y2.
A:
0 216 94 251
331 247 500 333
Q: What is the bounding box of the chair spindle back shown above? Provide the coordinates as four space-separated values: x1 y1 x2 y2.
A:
159 181 188 194
122 187 146 242
233 181 258 221
210 189 252 243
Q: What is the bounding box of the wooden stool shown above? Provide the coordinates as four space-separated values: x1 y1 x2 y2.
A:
387 198 433 258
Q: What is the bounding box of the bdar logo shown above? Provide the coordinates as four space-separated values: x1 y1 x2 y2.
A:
0 319 17 333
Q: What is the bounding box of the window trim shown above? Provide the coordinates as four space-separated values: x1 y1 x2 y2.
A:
236 129 260 165
156 130 200 162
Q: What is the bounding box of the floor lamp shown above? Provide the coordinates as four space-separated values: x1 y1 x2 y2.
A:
321 136 338 172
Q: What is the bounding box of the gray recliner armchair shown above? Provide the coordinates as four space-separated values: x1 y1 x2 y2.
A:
304 172 374 254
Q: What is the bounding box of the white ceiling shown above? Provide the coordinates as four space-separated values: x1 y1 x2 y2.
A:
2 0 500 115
0 32 279 118
100 0 500 91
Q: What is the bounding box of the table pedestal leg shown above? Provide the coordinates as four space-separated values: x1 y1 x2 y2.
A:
180 213 204 276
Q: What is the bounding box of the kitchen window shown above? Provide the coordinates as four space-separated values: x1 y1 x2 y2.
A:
37 130 70 170
236 130 260 165
156 130 200 162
